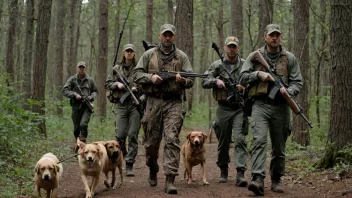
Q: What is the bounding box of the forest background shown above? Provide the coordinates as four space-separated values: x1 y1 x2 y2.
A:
1 0 352 197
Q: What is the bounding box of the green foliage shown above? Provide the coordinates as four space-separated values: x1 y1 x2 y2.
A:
184 102 212 130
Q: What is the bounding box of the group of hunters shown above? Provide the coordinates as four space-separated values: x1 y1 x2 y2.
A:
62 23 303 196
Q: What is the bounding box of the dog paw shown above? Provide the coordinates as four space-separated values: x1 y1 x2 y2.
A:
203 181 209 185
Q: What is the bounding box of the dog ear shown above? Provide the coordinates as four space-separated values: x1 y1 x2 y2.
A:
202 132 208 141
77 138 85 149
186 132 192 140
54 164 60 174
35 164 40 175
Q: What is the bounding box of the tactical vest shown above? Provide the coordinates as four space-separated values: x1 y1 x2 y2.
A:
141 48 182 95
212 58 243 102
248 46 288 97
108 64 135 103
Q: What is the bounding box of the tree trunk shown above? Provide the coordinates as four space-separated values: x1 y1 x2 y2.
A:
315 0 352 169
199 0 209 103
168 0 174 24
6 0 18 86
257 0 273 48
216 0 224 49
292 0 310 146
146 0 153 43
88 0 97 75
65 0 78 79
22 0 34 110
32 0 53 136
15 0 23 92
231 0 243 56
54 0 66 117
96 0 109 117
175 0 193 112
113 0 120 63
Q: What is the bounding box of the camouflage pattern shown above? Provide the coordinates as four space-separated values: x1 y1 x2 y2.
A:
62 73 98 139
239 45 302 179
106 63 141 164
202 55 248 171
133 44 194 176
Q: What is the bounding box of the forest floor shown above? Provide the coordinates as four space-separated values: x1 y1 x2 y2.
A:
32 128 352 198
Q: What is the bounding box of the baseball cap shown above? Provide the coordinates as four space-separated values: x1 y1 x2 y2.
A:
123 44 135 51
224 36 240 46
160 24 176 35
265 24 281 34
77 61 86 68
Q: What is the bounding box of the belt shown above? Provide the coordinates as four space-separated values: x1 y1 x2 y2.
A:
218 101 240 109
148 93 181 100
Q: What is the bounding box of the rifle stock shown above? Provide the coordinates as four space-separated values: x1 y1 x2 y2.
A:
250 51 313 128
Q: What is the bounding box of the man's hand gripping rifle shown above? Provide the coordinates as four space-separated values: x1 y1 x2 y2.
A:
250 51 313 128
74 80 94 113
211 42 245 108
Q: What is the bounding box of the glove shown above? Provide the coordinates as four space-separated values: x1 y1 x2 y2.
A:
257 71 275 82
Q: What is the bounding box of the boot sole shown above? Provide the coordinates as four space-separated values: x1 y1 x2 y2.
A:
165 189 177 194
236 181 248 187
248 184 264 196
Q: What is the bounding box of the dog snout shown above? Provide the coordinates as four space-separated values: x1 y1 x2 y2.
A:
88 156 93 161
43 174 50 180
194 140 200 146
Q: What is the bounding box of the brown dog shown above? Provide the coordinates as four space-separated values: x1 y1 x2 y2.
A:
34 152 63 198
103 140 124 188
77 139 107 198
181 131 209 185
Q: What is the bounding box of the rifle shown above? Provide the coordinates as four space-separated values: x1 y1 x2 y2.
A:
74 80 94 113
158 71 208 80
211 42 245 107
250 51 313 128
113 70 139 105
113 4 134 66
142 40 157 51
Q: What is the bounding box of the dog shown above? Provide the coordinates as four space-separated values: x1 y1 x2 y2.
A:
77 139 108 198
181 131 209 185
103 140 124 188
34 152 63 198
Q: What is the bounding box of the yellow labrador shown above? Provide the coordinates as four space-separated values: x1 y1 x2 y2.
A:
77 139 107 198
103 140 124 188
181 131 209 185
34 152 63 198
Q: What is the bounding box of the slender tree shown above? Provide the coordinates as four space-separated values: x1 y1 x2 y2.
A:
292 0 310 146
175 0 193 111
168 0 173 24
65 0 78 78
32 0 53 135
54 0 66 117
96 0 109 117
199 0 209 103
315 0 352 169
257 0 273 48
146 0 153 43
5 0 18 86
22 0 34 110
215 0 224 49
231 0 243 57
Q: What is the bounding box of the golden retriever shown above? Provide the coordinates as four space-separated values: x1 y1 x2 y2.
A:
103 140 124 188
77 139 107 198
34 152 63 198
181 131 209 185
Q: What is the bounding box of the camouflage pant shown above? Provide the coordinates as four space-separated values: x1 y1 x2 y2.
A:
141 96 183 176
250 100 290 179
114 102 141 164
215 105 248 170
71 104 92 140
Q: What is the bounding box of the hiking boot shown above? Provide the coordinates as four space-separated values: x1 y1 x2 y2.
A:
236 170 248 187
248 175 264 196
271 178 284 193
164 175 177 194
148 163 159 187
219 166 228 183
126 162 134 177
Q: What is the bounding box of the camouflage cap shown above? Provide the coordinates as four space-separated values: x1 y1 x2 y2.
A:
224 36 240 46
77 61 86 68
265 24 281 35
160 24 176 35
123 44 135 51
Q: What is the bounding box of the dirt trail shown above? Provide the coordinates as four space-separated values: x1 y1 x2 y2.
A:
57 129 352 198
